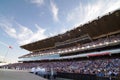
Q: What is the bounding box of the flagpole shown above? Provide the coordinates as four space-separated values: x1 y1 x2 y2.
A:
3 48 10 63
0 41 13 63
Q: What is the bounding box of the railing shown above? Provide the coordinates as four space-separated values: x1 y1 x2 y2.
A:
55 34 91 47
56 72 120 80
96 76 120 80
57 72 96 80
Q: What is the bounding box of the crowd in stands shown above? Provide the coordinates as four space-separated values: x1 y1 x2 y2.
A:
21 34 120 58
1 34 120 78
1 57 120 77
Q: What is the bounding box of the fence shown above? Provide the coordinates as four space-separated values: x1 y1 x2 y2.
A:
56 72 120 80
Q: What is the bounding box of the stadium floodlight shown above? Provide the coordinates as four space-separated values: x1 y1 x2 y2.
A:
92 44 96 47
86 45 90 48
99 43 103 46
81 47 85 49
68 49 71 52
105 42 109 45
65 50 68 52
72 48 75 51
72 48 76 51
58 51 60 53
49 52 52 54
77 47 80 50
114 40 117 43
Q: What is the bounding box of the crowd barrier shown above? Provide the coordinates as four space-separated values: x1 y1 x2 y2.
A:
96 76 120 80
56 72 120 80
57 72 96 80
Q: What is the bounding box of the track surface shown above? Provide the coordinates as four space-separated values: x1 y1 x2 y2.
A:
0 69 47 80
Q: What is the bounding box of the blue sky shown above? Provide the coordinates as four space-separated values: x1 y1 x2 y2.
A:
0 0 120 63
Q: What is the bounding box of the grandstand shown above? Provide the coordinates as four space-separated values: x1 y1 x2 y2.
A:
1 10 120 80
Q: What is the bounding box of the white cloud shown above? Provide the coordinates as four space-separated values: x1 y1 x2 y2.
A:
0 55 4 59
66 0 120 27
48 27 69 38
0 18 47 45
29 0 44 6
0 55 5 63
50 0 59 21
18 24 47 45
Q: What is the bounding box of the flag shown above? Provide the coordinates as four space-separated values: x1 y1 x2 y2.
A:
9 46 13 49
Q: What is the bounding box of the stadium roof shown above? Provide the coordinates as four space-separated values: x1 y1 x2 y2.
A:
20 10 120 52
